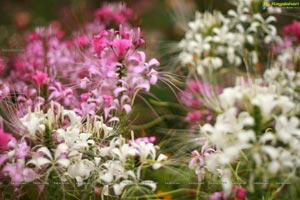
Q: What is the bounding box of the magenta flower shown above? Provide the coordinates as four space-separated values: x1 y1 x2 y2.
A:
284 21 300 40
185 111 202 122
73 35 90 49
112 39 133 60
208 186 247 200
94 3 134 25
103 95 113 106
92 31 108 56
80 93 91 102
31 71 49 87
0 130 13 151
28 32 41 41
232 186 247 200
0 58 5 75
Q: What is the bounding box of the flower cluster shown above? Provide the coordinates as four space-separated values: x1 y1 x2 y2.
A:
0 3 165 199
179 80 220 131
0 103 167 198
0 3 159 123
94 3 134 26
78 26 159 121
273 21 300 70
178 0 279 74
189 74 300 197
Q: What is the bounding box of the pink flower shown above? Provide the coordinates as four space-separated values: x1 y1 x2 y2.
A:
94 3 134 25
2 158 36 185
73 35 90 48
128 136 156 145
185 111 202 122
232 186 247 200
15 142 30 158
209 186 247 200
112 39 133 60
32 71 48 87
0 130 13 151
0 81 10 98
103 95 113 106
188 80 200 92
92 31 108 56
80 93 91 102
0 58 5 75
28 32 41 41
148 68 159 85
284 21 300 39
189 139 217 182
209 192 226 200
3 162 24 184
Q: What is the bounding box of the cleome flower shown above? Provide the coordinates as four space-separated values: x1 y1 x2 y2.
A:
178 0 279 75
189 73 300 197
0 102 167 197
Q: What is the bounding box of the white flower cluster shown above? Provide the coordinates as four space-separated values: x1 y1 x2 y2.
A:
197 77 300 196
264 66 300 102
20 103 167 197
178 0 279 74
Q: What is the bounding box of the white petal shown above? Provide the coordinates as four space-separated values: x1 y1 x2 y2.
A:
55 143 68 160
113 183 124 195
37 147 53 160
268 161 280 174
56 158 70 168
141 180 157 191
101 173 113 183
28 157 51 168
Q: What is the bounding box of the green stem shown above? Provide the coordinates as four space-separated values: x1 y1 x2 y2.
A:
196 183 201 200
136 188 196 198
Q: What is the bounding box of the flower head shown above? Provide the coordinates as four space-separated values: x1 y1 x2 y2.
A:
0 129 13 151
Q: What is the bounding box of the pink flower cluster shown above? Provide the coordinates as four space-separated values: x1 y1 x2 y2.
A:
0 129 35 185
272 21 300 71
188 138 219 182
78 26 159 120
129 136 156 145
209 186 247 200
94 3 134 26
179 80 221 131
0 3 159 122
274 21 300 54
0 3 161 188
284 21 300 42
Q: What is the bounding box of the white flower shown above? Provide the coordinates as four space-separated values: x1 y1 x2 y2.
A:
140 180 157 191
98 161 127 184
275 116 300 143
219 87 239 109
131 141 157 161
28 144 70 169
66 159 95 185
111 143 138 164
20 110 46 137
178 1 279 74
153 154 168 170
221 169 232 197
63 110 82 126
113 180 132 195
